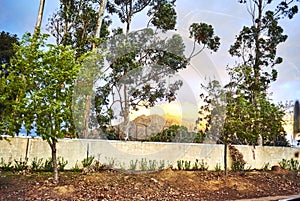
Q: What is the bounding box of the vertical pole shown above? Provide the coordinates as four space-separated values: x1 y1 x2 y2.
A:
294 100 300 139
25 138 30 161
224 143 228 176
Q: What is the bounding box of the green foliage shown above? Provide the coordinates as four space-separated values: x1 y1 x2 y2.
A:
14 157 28 171
81 156 95 168
0 31 19 66
177 159 208 171
107 0 177 33
147 0 177 31
95 29 188 137
57 157 68 171
44 158 54 172
43 157 68 172
31 157 44 171
197 77 289 146
148 160 158 171
177 160 184 170
139 158 148 171
189 23 220 55
147 125 205 143
158 160 166 170
195 79 226 143
0 157 13 171
1 32 80 139
130 159 138 171
184 160 191 170
47 0 111 53
261 162 270 171
223 87 289 146
71 161 81 172
214 163 222 172
216 0 298 146
279 158 300 171
196 159 208 171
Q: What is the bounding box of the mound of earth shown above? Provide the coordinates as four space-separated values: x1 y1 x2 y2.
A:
0 169 299 200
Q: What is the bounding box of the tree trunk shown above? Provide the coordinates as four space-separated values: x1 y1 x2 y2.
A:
252 0 263 104
50 137 59 183
82 0 107 138
224 143 228 176
35 0 45 32
92 0 107 49
83 95 92 138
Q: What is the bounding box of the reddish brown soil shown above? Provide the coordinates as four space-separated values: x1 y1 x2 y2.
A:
0 169 299 201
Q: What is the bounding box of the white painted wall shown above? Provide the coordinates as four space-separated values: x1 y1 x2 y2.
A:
0 137 299 170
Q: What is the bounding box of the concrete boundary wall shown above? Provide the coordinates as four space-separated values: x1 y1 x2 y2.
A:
0 137 299 170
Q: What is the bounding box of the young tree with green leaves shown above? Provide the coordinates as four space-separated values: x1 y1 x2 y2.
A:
0 32 80 182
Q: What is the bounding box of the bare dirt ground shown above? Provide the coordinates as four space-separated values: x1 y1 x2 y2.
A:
0 168 299 201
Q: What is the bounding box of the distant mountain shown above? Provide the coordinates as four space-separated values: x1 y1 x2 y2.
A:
115 114 196 140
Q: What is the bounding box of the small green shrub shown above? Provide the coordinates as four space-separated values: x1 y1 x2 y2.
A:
177 160 184 170
158 160 165 170
288 158 300 171
148 160 157 171
14 158 28 171
261 162 270 171
0 157 13 171
198 159 209 171
139 158 148 171
71 161 81 172
130 159 138 171
184 160 191 170
44 158 53 172
279 158 300 171
214 163 221 172
82 156 94 168
57 157 68 171
31 157 44 171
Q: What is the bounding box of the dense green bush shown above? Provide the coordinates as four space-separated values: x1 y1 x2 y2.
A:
146 125 205 143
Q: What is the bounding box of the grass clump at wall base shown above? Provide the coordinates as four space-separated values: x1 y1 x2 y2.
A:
43 157 68 172
14 158 28 171
177 159 209 171
31 157 44 171
0 157 13 171
279 158 300 171
82 156 94 168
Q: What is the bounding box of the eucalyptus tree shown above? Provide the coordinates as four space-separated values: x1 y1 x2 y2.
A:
47 0 110 53
223 0 298 146
95 0 220 140
47 0 110 138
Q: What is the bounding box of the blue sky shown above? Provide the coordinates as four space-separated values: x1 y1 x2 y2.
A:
0 0 299 105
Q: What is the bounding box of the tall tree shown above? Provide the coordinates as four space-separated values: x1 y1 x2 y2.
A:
229 0 298 102
97 0 220 140
222 0 299 145
48 0 110 138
